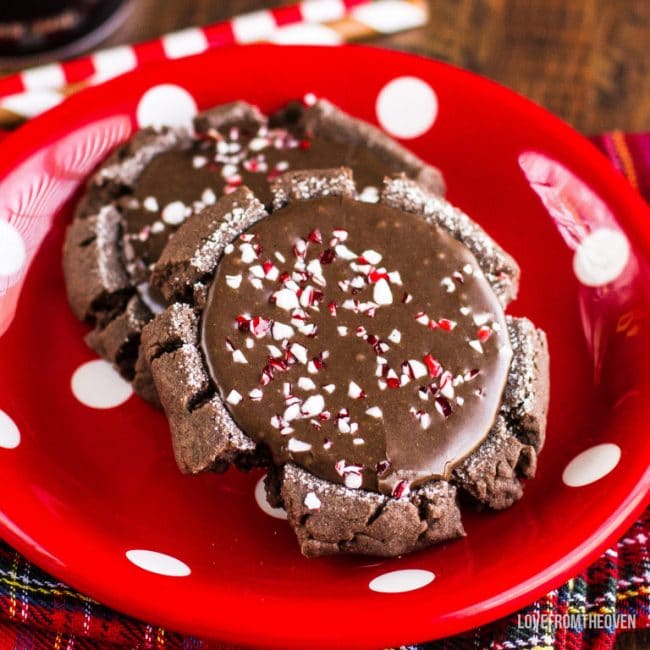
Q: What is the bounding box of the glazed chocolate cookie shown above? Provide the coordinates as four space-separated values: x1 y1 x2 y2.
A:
142 168 549 557
63 99 444 404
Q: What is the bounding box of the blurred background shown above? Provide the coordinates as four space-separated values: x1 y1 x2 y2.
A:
0 0 648 134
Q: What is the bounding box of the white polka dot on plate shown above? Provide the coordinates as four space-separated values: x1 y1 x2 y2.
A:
562 443 621 487
126 549 191 577
376 77 438 139
0 221 26 278
0 410 20 449
136 84 198 130
255 475 288 520
573 228 630 287
369 569 435 593
71 359 133 409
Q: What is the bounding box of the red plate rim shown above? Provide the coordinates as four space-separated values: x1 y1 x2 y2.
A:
0 45 649 647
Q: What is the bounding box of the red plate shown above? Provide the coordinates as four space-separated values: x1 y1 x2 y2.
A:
0 45 648 648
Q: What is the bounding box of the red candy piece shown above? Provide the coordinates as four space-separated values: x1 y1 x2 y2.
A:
424 354 442 377
477 325 493 342
438 318 456 331
319 248 335 264
391 480 410 499
308 229 323 244
236 315 250 332
368 269 389 283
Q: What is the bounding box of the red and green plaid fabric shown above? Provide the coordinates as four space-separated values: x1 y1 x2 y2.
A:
0 133 648 650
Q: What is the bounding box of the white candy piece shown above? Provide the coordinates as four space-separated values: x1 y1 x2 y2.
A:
440 277 455 293
288 438 312 453
306 258 324 278
366 406 383 418
232 350 247 364
226 389 242 405
272 322 295 341
348 381 365 399
161 200 189 225
289 343 308 364
283 403 301 422
469 340 484 353
298 323 317 337
239 243 258 264
300 286 317 308
301 394 325 417
337 326 349 336
225 274 242 289
335 244 357 260
359 186 379 203
297 377 316 391
221 163 238 179
143 196 159 212
273 288 300 311
373 278 393 305
408 359 428 379
388 329 402 344
441 381 454 399
361 249 382 265
265 265 279 282
344 472 363 489
249 137 268 151
304 491 322 510
473 312 491 326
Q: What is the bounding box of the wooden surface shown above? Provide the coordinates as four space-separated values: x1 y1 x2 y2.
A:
42 1 650 648
105 0 650 135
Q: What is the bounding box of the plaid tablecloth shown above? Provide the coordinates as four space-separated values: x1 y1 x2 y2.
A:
0 133 648 650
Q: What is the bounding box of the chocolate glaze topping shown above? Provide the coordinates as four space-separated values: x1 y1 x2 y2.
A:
202 196 513 496
121 126 402 283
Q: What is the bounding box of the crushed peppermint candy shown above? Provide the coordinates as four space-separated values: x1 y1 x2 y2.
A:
143 196 159 212
303 491 322 510
288 438 312 453
204 201 512 496
226 389 242 405
161 201 190 225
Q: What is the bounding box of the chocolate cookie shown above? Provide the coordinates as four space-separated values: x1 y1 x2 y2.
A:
142 168 549 557
63 99 444 404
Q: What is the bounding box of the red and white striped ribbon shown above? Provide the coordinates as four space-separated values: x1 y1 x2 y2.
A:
0 0 427 99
